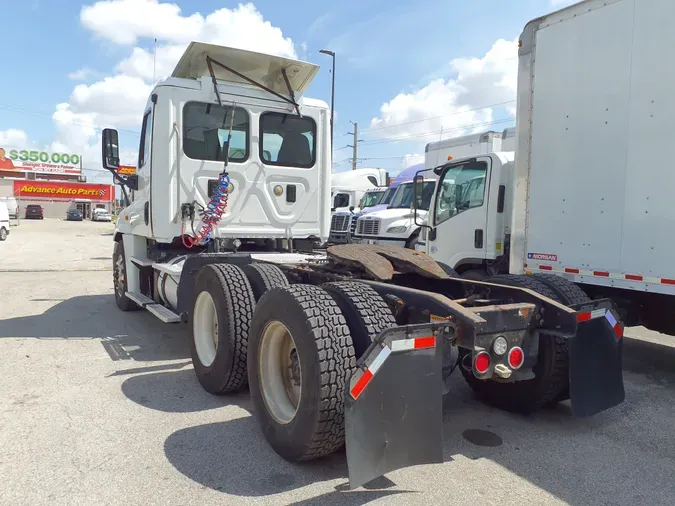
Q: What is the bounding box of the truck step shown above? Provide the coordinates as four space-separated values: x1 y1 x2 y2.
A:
146 303 181 323
126 291 154 307
129 256 154 268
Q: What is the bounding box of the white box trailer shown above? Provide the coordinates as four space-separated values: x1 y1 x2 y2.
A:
512 0 675 330
425 129 512 170
418 0 675 332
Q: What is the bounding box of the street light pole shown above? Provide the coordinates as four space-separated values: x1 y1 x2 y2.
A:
319 49 335 163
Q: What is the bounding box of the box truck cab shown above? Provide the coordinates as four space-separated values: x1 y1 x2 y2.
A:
416 152 513 278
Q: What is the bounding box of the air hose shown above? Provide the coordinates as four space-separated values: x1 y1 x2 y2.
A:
182 172 230 248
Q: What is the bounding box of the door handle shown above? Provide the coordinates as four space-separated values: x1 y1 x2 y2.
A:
429 228 437 241
474 229 484 248
144 201 149 226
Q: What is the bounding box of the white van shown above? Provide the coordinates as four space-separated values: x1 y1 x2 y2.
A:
0 202 10 241
0 196 18 219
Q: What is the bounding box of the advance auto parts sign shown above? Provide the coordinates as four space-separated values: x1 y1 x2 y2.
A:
13 181 114 201
0 147 81 174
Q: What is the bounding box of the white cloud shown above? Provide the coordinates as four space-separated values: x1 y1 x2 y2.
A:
0 129 30 148
67 68 100 81
42 1 297 167
368 38 518 142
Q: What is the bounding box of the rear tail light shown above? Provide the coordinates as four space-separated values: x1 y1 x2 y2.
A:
474 351 491 375
508 347 524 369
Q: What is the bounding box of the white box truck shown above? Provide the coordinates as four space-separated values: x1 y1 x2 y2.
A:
416 0 675 332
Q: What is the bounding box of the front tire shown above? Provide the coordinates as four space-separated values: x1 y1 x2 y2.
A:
460 274 570 413
0 227 7 241
248 285 356 461
190 264 256 394
112 240 137 311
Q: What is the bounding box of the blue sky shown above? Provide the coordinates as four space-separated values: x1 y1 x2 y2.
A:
0 0 573 182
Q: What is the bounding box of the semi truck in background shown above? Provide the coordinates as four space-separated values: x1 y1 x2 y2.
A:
349 129 515 249
415 0 675 333
329 163 419 244
330 167 388 213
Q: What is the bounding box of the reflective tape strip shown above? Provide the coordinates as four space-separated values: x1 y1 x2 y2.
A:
350 345 391 400
577 309 606 322
390 336 436 353
528 265 675 286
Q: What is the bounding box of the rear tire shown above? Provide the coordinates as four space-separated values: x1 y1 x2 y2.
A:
435 261 460 278
531 273 591 405
460 274 570 413
248 285 356 461
322 281 396 358
0 227 7 241
241 263 289 301
112 240 137 311
190 263 256 394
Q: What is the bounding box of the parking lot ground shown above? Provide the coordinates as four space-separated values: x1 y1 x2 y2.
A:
1 221 674 505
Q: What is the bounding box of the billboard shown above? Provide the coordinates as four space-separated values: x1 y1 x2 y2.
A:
13 180 114 201
0 147 81 175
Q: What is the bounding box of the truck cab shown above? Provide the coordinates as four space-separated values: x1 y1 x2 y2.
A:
417 152 513 277
105 42 331 252
329 186 386 244
353 178 436 248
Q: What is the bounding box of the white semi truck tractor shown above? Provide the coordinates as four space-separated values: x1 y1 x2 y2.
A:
102 41 626 489
416 0 675 334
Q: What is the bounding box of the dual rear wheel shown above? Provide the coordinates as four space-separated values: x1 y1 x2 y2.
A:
189 263 395 461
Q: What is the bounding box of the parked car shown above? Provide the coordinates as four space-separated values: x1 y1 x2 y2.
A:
92 208 112 222
0 202 9 241
25 204 44 219
66 209 83 221
0 197 18 219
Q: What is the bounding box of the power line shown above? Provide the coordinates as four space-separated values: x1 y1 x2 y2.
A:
359 99 516 134
358 117 515 147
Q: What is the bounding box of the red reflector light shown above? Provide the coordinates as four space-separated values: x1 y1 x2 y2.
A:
414 336 436 349
474 352 490 374
508 347 524 369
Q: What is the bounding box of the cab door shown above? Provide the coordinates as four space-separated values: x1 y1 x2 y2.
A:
427 157 491 269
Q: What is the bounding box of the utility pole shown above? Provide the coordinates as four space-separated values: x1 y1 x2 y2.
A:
347 121 361 170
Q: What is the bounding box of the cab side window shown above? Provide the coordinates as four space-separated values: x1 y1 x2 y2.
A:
434 161 488 226
138 110 152 168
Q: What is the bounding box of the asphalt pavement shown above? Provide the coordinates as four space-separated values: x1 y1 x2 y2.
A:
0 220 673 505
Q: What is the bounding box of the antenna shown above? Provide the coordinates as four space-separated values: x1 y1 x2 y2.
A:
153 38 157 85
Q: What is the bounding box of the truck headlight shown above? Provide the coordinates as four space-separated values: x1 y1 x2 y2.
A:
387 226 408 234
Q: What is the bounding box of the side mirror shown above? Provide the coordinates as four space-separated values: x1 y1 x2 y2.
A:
102 128 120 170
126 175 139 191
331 207 336 212
349 206 355 212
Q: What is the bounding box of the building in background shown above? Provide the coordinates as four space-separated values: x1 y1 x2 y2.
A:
0 147 115 219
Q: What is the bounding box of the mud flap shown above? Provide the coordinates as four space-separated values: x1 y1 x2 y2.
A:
344 326 445 490
569 301 625 417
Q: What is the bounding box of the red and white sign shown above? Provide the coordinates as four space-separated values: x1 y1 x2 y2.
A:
13 181 114 202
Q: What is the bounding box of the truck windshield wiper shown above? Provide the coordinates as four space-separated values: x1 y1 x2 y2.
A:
205 56 301 116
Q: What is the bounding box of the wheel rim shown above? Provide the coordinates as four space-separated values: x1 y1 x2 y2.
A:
193 291 219 367
259 321 302 424
114 252 125 299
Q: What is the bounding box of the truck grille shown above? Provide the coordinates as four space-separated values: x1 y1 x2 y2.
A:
331 214 350 232
357 218 380 236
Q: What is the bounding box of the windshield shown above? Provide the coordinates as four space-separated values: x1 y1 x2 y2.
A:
359 190 385 208
379 187 395 206
389 181 436 210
